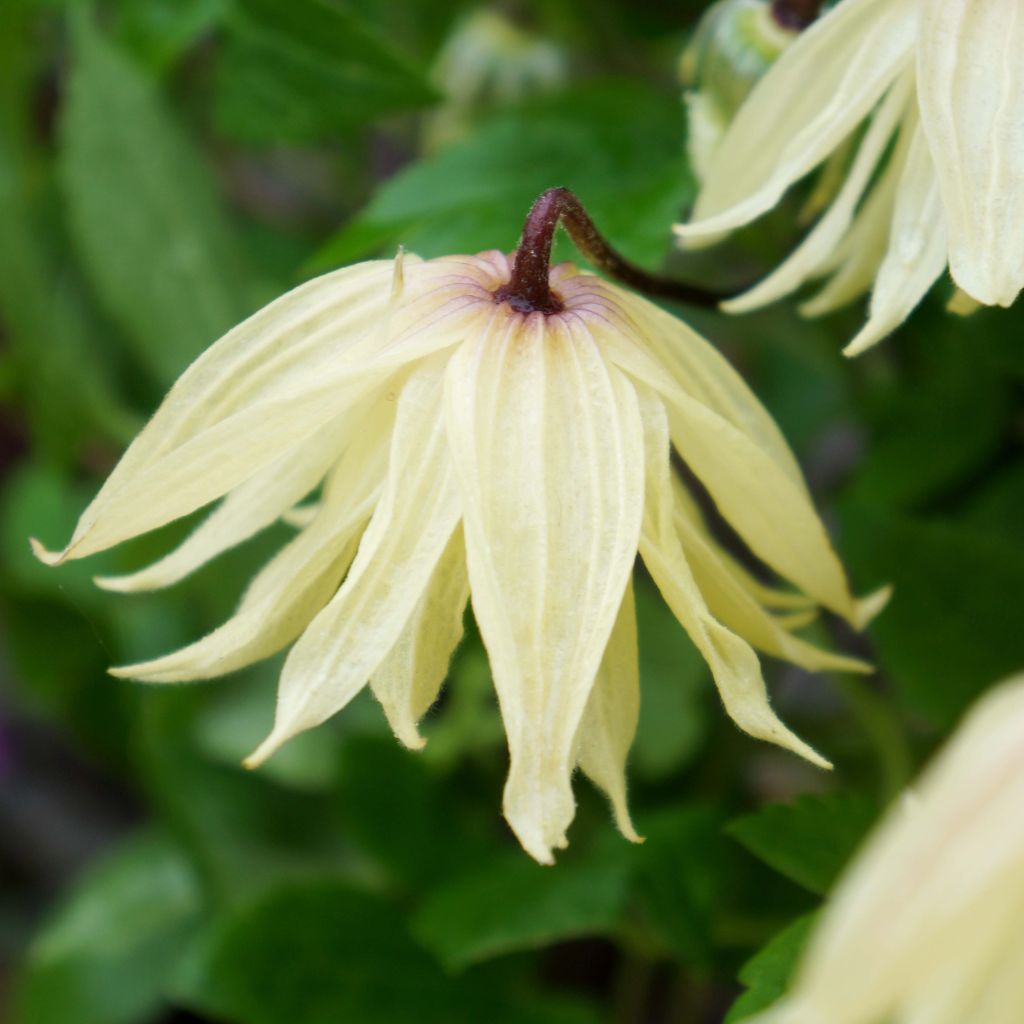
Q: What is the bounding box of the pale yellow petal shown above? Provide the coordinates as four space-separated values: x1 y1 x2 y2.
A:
636 388 829 769
575 580 642 843
247 355 463 768
675 0 917 241
369 527 469 750
445 313 645 863
918 0 1024 307
844 119 948 357
724 73 913 314
109 404 394 683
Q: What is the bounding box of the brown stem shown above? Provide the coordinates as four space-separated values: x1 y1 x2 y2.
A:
771 0 825 29
493 187 725 314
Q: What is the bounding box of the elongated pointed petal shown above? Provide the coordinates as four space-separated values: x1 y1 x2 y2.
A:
750 677 1024 1024
636 390 829 769
676 0 917 240
370 528 469 750
918 0 1024 307
725 74 912 313
110 406 394 683
247 356 463 768
446 313 645 864
845 120 948 357
94 404 365 592
671 479 870 674
575 581 642 843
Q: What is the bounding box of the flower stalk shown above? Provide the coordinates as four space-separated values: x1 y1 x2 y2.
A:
494 186 725 313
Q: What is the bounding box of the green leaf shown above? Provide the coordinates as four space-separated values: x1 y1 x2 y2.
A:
840 502 1024 726
60 13 260 384
176 878 600 1024
632 579 711 781
412 853 630 970
215 0 437 145
725 914 815 1023
11 831 203 1024
311 80 694 270
727 793 877 895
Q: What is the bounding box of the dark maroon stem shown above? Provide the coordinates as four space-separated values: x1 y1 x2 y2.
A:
771 0 824 29
493 187 725 314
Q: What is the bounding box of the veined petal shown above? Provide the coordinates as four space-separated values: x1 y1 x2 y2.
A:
370 527 470 750
671 479 870 674
918 0 1024 307
575 580 642 843
845 119 948 357
632 366 875 628
110 403 395 683
589 283 805 489
94 400 370 592
676 0 917 241
725 73 913 313
246 354 463 768
34 258 492 565
636 389 829 769
445 313 645 864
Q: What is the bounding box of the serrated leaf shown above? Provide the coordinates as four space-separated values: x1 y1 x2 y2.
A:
727 794 877 895
11 831 203 1024
215 0 437 145
60 13 260 384
310 81 694 270
412 853 629 970
725 914 815 1023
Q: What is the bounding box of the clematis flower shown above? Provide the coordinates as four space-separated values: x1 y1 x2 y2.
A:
749 673 1024 1024
33 189 884 863
676 0 1024 355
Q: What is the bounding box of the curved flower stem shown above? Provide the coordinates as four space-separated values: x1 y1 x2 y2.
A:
771 0 825 29
494 187 727 313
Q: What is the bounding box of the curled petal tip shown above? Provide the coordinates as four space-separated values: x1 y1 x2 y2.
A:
244 728 290 770
93 573 138 593
852 584 892 631
394 724 428 752
30 537 66 566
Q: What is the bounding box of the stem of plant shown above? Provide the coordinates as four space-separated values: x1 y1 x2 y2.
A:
493 187 727 314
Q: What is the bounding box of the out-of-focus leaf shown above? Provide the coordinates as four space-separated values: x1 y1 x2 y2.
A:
413 852 629 970
725 914 815 1023
632 804 730 966
633 579 710 781
310 81 693 269
964 464 1024 548
215 0 438 145
727 794 877 895
175 879 601 1024
11 830 203 1024
59 13 260 385
110 0 226 71
840 502 1024 726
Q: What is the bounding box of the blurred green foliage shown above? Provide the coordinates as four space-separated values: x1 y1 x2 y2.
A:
0 1 1021 1023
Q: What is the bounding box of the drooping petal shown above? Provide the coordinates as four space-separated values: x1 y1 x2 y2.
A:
724 73 913 313
94 400 371 592
636 389 829 769
246 354 463 768
33 256 490 564
918 0 1024 307
575 580 642 843
670 479 871 674
844 118 948 356
110 403 395 683
445 313 645 864
370 527 470 750
675 0 918 241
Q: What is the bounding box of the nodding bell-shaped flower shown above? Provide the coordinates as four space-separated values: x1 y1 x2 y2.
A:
33 189 886 863
749 674 1024 1024
676 0 1024 355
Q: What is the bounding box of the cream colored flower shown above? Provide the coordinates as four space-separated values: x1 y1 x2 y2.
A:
749 673 1024 1024
676 0 1024 355
33 248 883 863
